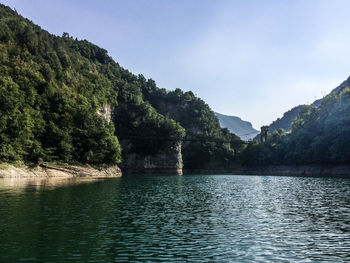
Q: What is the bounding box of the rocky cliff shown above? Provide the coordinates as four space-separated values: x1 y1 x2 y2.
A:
0 164 122 178
113 102 184 175
97 104 112 123
119 142 183 175
139 86 243 170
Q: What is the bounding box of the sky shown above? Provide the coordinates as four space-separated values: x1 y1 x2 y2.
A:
2 0 350 129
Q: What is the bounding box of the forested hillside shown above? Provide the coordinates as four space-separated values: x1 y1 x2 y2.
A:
256 76 350 140
140 78 244 169
0 4 184 165
241 86 350 165
0 4 243 170
0 5 124 164
3 3 347 171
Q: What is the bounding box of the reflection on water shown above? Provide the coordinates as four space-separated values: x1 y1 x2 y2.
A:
0 175 350 262
0 177 109 192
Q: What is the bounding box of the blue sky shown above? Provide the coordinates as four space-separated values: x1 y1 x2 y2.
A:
2 0 350 128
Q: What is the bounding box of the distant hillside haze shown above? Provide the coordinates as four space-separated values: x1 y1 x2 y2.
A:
214 112 259 141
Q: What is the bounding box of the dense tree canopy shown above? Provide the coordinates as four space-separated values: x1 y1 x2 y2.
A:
0 4 241 168
139 75 244 169
4 3 348 170
241 87 350 166
0 4 125 164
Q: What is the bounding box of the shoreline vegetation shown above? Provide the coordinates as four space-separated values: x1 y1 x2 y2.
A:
0 4 243 174
1 4 350 178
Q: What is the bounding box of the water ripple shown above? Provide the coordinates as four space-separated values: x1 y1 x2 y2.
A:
0 175 350 262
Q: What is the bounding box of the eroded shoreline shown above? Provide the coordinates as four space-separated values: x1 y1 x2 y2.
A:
1 163 350 178
0 164 122 178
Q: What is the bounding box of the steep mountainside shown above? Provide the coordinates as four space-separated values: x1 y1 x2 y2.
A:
256 76 350 139
0 4 183 168
268 106 303 133
140 80 244 169
214 112 258 141
0 5 124 165
241 85 350 165
0 4 244 172
313 76 350 107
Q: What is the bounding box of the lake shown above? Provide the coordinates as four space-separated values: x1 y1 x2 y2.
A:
0 175 350 262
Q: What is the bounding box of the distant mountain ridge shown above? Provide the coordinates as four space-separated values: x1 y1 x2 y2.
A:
214 112 259 141
313 76 350 107
258 76 350 137
242 81 350 166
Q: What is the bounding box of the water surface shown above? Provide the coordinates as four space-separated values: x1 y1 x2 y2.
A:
0 175 350 262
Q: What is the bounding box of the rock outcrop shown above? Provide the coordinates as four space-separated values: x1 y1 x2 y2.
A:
119 142 183 175
0 164 122 178
97 104 112 123
114 101 184 175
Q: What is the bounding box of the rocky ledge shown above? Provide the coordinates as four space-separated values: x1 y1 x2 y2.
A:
0 163 122 178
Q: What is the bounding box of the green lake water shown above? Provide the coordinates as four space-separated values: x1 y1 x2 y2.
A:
0 175 350 262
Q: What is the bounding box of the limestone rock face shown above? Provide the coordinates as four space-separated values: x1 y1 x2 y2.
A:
97 104 112 123
120 142 183 175
113 102 184 175
0 164 122 178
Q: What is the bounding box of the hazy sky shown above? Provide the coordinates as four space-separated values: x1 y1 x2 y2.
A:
2 0 350 128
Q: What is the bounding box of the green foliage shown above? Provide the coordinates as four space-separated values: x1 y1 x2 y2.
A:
0 4 242 169
0 74 34 161
0 4 122 165
241 87 350 165
140 75 244 169
0 4 188 166
114 99 185 156
5 2 350 170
